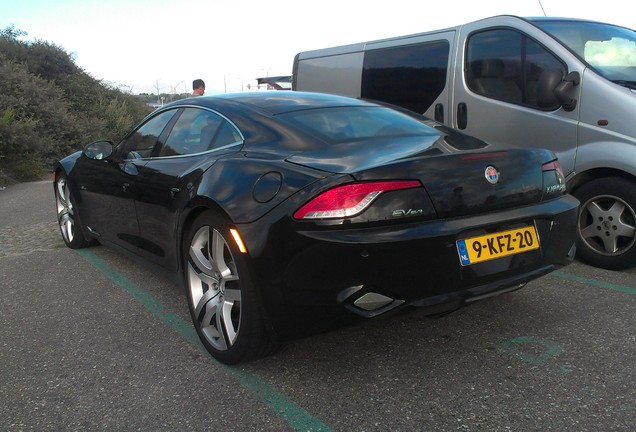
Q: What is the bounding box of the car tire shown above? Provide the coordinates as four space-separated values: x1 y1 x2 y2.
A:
183 211 278 364
574 177 636 270
54 172 94 249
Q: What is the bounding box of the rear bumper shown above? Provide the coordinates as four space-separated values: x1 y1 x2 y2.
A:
241 194 579 341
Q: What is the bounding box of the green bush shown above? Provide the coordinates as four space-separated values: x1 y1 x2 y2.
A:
11 153 47 181
0 25 153 181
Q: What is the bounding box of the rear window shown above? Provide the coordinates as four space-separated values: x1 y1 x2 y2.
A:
278 106 440 143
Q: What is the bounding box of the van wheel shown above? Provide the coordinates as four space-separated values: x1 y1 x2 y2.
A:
183 211 278 364
574 178 636 270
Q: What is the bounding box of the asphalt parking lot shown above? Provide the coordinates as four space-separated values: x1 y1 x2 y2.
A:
1 180 635 431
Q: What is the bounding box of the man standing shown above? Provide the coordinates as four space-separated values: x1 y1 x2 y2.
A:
192 79 205 96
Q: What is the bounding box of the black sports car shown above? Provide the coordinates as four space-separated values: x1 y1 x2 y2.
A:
54 91 579 364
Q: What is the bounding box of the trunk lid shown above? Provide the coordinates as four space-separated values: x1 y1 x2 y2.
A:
286 135 553 218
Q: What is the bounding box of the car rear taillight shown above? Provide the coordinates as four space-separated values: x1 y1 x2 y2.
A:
542 160 561 173
294 181 421 220
542 159 566 197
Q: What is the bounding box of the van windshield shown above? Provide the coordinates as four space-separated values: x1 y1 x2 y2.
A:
534 20 636 89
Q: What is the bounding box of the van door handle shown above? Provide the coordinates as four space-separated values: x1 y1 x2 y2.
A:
457 103 467 130
434 104 444 123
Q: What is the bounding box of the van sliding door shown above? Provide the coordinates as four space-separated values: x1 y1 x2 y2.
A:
361 31 455 122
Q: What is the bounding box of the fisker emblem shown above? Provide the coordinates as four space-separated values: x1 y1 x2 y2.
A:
484 166 499 184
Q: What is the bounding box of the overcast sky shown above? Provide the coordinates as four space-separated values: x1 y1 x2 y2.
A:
1 0 634 95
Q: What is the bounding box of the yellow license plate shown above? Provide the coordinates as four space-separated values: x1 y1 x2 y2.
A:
456 226 540 266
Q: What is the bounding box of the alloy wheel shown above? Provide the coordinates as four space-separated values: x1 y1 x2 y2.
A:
578 194 636 256
187 225 241 351
55 177 76 244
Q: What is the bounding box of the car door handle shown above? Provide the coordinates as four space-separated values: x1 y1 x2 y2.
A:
457 103 467 130
434 103 444 123
170 188 180 199
122 183 131 192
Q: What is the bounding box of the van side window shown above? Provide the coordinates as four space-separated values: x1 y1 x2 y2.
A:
466 29 566 110
361 41 450 114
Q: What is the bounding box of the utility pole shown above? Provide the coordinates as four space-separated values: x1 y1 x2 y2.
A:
155 78 162 104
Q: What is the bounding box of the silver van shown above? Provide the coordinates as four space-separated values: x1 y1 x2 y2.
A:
293 15 636 270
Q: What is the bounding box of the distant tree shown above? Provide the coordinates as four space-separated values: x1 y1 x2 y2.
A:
0 24 27 39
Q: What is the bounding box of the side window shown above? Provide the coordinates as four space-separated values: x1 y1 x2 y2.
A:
466 29 566 109
362 40 450 114
159 108 242 156
120 110 176 159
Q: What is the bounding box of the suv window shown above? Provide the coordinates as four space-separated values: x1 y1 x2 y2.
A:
466 28 566 109
362 40 450 114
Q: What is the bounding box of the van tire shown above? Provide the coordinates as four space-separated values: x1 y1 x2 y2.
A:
574 177 636 270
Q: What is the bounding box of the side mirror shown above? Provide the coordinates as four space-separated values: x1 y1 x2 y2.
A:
554 72 581 112
83 140 114 160
537 71 580 112
536 70 562 109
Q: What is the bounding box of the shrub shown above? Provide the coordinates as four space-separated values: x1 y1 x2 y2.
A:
11 153 47 181
0 26 153 180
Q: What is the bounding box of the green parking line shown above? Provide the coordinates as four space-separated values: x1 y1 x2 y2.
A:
76 249 332 432
550 270 636 295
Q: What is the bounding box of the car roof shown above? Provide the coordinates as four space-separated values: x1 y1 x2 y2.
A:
176 91 378 115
